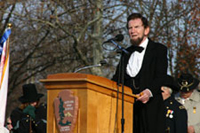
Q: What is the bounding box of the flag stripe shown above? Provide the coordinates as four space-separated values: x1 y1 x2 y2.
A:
0 41 9 87
0 41 7 86
0 55 9 127
0 28 11 128
0 29 11 45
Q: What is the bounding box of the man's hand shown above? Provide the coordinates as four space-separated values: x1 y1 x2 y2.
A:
136 89 151 104
6 117 13 131
188 126 195 133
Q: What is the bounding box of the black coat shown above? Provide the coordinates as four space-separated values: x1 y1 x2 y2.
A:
10 103 47 133
164 96 188 133
112 39 168 133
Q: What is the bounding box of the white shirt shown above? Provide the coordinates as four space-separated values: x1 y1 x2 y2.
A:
126 38 149 77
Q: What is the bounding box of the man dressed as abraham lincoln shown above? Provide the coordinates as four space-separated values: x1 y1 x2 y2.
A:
112 13 168 133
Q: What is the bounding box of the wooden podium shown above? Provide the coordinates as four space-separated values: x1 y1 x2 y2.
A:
40 73 134 133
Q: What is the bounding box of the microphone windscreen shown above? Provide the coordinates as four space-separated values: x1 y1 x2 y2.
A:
115 34 124 42
99 60 107 65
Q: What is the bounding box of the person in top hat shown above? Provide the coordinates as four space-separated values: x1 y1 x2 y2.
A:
175 73 200 133
6 83 47 133
161 75 187 133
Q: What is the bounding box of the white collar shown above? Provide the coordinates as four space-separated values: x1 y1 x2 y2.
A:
139 38 148 49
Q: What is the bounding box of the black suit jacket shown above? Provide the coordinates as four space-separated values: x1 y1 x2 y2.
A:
112 39 168 133
164 96 188 133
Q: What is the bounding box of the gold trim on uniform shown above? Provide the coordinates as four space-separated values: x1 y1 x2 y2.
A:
179 105 185 109
193 107 196 114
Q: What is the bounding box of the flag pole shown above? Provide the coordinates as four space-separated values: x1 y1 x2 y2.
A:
6 23 12 55
0 23 12 133
6 23 12 133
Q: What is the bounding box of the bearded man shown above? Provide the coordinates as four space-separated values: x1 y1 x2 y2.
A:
112 13 168 133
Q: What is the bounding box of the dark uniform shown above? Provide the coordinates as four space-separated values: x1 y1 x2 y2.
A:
164 95 187 133
10 103 47 133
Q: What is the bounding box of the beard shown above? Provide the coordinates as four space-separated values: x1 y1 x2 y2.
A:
130 36 144 46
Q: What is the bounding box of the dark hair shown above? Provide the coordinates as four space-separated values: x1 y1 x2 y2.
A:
126 13 149 29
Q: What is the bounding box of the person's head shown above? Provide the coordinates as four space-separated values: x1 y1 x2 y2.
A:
18 83 44 108
177 73 199 99
127 13 150 46
161 75 179 100
161 86 172 100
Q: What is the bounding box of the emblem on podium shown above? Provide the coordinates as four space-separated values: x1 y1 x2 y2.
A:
54 90 79 133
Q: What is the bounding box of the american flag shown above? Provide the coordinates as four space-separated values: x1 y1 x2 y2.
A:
0 27 11 130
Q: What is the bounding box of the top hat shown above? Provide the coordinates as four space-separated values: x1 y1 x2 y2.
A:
162 75 179 92
18 83 44 103
177 73 199 92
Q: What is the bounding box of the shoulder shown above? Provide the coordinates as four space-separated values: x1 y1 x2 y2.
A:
192 89 200 101
10 107 25 125
168 96 186 111
174 100 186 110
37 103 47 110
35 103 47 120
11 107 23 115
172 98 187 113
148 39 167 51
40 103 47 107
36 103 47 112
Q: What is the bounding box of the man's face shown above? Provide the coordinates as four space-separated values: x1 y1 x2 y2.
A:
128 18 149 46
180 90 193 99
30 101 38 107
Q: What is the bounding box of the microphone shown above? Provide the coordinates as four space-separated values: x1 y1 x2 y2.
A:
74 60 107 73
102 34 129 55
103 34 124 43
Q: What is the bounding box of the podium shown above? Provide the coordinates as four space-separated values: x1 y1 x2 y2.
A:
40 73 134 133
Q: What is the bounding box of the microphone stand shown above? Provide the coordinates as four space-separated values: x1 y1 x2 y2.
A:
110 41 128 133
74 60 107 73
110 40 129 55
74 64 101 73
103 40 128 133
118 50 126 133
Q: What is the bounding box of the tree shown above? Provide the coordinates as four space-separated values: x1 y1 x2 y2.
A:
0 0 199 119
174 0 200 78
